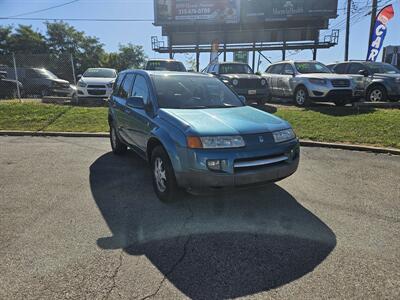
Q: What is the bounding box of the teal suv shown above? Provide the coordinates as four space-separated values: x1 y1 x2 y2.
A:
108 71 300 201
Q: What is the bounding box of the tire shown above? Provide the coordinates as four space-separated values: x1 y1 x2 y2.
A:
367 86 387 102
110 123 127 155
294 86 310 107
151 146 179 202
257 98 265 106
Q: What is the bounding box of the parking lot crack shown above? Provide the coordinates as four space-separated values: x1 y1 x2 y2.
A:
139 201 194 300
103 250 124 300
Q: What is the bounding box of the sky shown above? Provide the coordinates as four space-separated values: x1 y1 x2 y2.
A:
0 0 399 71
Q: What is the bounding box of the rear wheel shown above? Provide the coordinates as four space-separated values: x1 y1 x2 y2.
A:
151 146 179 202
110 123 127 155
367 86 387 102
294 86 310 107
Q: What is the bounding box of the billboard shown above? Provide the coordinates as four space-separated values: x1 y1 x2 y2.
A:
241 0 338 22
155 0 240 25
155 0 338 25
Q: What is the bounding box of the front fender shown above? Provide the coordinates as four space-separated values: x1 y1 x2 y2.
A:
149 119 187 174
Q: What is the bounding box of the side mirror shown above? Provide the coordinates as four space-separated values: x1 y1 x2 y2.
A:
77 74 82 80
238 95 246 104
126 96 145 109
358 70 369 77
210 71 217 76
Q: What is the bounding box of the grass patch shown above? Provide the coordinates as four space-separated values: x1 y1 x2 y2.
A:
0 102 399 148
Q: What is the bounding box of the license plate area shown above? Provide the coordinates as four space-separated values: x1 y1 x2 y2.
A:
248 90 257 95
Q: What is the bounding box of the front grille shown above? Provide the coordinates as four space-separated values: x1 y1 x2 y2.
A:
88 90 106 96
326 90 353 100
331 79 350 88
88 85 106 89
234 153 288 172
237 79 264 89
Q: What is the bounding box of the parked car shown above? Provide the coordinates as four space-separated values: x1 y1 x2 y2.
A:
77 68 117 99
204 62 270 105
108 71 300 201
0 71 23 99
144 59 187 72
1 67 72 97
330 61 400 102
262 61 357 106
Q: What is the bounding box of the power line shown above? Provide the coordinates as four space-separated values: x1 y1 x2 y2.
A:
5 0 80 18
0 17 153 22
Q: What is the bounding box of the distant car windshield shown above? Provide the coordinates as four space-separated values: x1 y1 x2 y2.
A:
83 69 117 78
146 61 186 72
294 62 332 74
219 64 253 74
367 63 400 74
153 75 244 109
36 69 58 79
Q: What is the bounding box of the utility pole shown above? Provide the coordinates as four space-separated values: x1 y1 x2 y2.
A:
368 0 378 48
345 0 351 61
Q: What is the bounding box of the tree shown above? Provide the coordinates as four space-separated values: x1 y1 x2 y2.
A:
0 26 12 55
7 25 47 54
105 43 147 71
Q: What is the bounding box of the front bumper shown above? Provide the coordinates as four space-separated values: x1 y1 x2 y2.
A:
234 87 269 99
175 140 300 188
49 87 74 96
77 86 113 98
309 89 354 101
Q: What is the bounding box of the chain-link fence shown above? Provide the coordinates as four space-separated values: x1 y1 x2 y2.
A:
0 53 77 101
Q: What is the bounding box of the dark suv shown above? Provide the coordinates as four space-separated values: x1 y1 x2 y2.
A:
331 61 400 102
0 71 23 99
204 62 270 105
144 59 187 72
2 67 72 97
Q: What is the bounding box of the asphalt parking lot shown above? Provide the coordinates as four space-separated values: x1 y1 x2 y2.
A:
0 136 399 299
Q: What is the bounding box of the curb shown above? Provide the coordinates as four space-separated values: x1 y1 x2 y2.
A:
0 131 399 156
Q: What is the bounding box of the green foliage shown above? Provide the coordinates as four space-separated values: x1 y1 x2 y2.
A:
104 43 147 71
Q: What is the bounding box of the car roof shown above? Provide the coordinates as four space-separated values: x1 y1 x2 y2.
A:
214 62 249 65
147 59 183 63
86 68 116 71
120 69 212 78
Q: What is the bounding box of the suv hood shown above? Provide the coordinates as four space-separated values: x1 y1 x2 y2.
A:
372 73 400 79
159 106 290 136
221 74 261 80
52 78 70 84
298 73 352 80
80 77 115 84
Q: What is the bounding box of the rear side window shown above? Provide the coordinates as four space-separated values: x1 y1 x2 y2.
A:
132 75 150 104
118 73 135 99
113 74 125 95
348 63 365 75
333 64 348 74
266 64 284 74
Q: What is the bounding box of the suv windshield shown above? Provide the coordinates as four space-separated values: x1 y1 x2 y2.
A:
219 64 252 74
146 61 186 72
36 69 58 79
153 75 244 109
83 69 117 78
294 62 332 74
367 63 400 74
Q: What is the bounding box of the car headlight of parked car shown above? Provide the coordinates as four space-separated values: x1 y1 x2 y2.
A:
78 81 87 88
232 79 239 86
273 129 296 143
261 79 267 86
107 82 114 88
187 136 245 149
309 78 327 85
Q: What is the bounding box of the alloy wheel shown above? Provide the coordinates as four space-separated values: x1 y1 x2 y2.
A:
296 89 306 105
369 89 383 102
154 157 167 193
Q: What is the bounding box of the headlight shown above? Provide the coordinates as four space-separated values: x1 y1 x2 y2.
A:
261 79 267 86
78 81 87 88
394 77 400 83
107 82 114 88
273 129 296 143
232 79 239 86
187 136 245 149
309 78 327 85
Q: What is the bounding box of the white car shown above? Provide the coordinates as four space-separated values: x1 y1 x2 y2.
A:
77 68 117 99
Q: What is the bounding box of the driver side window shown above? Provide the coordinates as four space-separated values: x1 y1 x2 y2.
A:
132 75 150 104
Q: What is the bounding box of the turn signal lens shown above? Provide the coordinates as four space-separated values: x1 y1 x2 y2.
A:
187 136 203 149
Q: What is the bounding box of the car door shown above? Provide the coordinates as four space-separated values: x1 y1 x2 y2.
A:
347 63 369 91
111 73 136 144
280 64 295 97
124 74 153 151
271 64 285 97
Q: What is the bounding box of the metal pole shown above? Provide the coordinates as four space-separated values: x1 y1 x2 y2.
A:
12 52 21 102
368 0 378 49
252 42 256 71
223 43 227 62
345 0 351 61
196 47 200 72
70 53 77 85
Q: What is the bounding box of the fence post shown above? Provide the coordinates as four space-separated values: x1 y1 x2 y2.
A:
12 52 22 102
70 53 77 85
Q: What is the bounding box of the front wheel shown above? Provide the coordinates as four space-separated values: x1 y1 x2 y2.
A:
110 123 127 155
294 87 310 107
151 146 179 202
367 86 387 102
